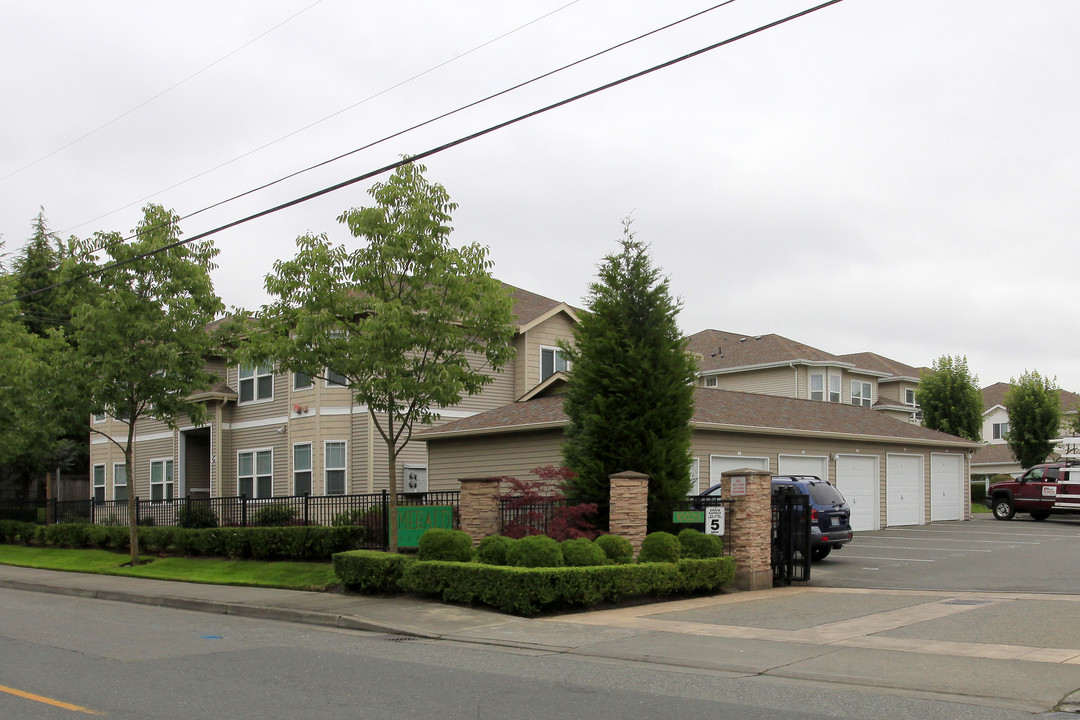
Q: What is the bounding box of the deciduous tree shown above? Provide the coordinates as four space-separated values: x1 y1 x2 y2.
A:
914 355 982 441
1005 370 1061 469
246 162 515 551
561 221 697 531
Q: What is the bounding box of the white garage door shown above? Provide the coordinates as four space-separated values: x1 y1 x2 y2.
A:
777 454 827 480
835 454 878 532
886 454 923 526
708 455 769 494
930 453 964 522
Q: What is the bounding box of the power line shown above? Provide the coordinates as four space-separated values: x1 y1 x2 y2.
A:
2 0 736 291
0 0 328 185
3 0 845 308
57 0 583 236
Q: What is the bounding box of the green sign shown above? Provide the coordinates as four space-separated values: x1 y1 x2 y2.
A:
672 510 705 523
397 505 454 548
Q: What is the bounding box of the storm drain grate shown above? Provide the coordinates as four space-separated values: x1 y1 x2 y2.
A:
943 599 993 606
379 635 417 642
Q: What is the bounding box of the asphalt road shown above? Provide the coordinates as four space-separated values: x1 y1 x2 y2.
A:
811 513 1080 593
0 587 1039 720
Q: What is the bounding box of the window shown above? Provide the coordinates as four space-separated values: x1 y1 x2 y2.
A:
540 346 568 381
150 459 174 501
704 376 717 388
325 442 346 495
993 422 1009 440
294 372 313 391
238 365 274 403
293 444 312 496
238 450 273 498
92 412 106 423
113 463 127 501
93 465 105 502
326 368 348 388
905 388 917 406
688 458 700 495
851 381 872 407
810 373 824 401
829 375 841 403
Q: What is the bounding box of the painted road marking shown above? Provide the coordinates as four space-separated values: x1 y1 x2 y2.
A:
0 684 101 715
835 555 935 562
851 543 993 552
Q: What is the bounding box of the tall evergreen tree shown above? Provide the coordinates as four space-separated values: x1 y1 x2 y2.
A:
914 355 982 441
12 209 66 338
1005 370 1061 469
562 221 696 530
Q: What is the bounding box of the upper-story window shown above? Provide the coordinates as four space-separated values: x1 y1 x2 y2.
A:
993 422 1009 440
851 381 872 407
704 376 718 388
326 368 348 388
905 388 917 406
239 365 274 403
294 372 313 391
541 346 568 381
810 373 841 402
92 411 106 423
829 374 841 403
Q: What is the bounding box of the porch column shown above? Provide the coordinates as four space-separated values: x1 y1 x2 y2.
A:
720 468 773 591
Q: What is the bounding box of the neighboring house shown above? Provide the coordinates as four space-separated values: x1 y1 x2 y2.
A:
421 386 980 532
971 382 1080 477
686 331 923 423
87 285 579 503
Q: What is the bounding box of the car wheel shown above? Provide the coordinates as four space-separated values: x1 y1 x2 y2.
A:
810 546 831 562
992 498 1015 521
1030 511 1050 521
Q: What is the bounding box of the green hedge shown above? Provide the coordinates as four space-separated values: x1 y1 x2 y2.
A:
26 523 365 561
334 550 416 593
0 520 38 544
398 557 736 616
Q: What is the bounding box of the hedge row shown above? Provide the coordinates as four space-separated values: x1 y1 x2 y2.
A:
1 522 366 561
333 549 735 616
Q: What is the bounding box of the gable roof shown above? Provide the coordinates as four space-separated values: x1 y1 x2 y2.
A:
422 387 978 448
505 284 579 330
837 352 924 382
970 443 1017 467
687 330 852 374
981 382 1080 414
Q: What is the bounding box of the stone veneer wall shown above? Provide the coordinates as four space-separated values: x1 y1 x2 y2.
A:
720 468 773 591
458 477 501 543
608 471 649 555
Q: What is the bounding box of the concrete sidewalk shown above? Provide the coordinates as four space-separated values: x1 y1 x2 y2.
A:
2 564 1079 714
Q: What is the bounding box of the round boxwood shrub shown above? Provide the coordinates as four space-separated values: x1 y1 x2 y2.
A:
560 537 608 567
678 528 723 559
178 503 218 529
252 503 298 527
417 528 474 562
476 535 516 566
506 534 564 568
638 531 681 563
594 534 634 564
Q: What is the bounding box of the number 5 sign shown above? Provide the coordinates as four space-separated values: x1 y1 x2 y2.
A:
705 506 725 536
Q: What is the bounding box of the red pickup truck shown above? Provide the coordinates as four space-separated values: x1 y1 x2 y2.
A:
985 462 1080 520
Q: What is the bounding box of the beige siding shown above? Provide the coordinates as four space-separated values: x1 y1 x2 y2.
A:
712 366 797 397
519 313 576 395
427 430 566 490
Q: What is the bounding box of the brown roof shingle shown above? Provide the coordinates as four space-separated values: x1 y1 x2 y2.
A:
687 330 844 373
837 352 925 380
982 382 1080 412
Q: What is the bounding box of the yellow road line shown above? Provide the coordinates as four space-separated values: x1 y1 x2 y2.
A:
0 684 102 715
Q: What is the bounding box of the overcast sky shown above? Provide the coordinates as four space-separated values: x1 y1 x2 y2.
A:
3 1 1078 393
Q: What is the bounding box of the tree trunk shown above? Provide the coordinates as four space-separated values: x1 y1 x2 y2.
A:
125 442 140 567
387 443 399 553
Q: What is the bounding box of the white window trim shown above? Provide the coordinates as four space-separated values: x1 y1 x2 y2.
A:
293 372 313 391
149 458 175 502
92 412 106 424
237 448 275 498
238 365 274 405
324 440 347 496
992 422 1009 440
851 380 873 407
92 464 106 502
112 462 128 501
325 368 349 389
828 374 841 403
905 388 918 407
540 345 569 381
293 442 313 496
810 372 825 401
704 376 718 388
688 458 701 495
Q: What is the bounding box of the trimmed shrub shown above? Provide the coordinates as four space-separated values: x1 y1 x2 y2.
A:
638 531 680 563
560 538 608 567
178 503 218 529
506 534 563 568
678 528 723 559
417 528 473 562
476 535 516 566
251 503 298 527
334 550 415 593
0 520 37 544
594 534 634 564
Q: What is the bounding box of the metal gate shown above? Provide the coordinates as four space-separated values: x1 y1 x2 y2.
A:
772 487 811 585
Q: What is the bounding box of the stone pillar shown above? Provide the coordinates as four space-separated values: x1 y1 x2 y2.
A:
458 477 502 545
609 471 649 556
720 468 773 591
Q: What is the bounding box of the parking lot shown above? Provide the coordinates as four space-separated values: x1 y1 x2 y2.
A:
810 512 1080 593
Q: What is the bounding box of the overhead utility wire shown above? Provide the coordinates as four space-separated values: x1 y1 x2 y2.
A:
59 0 583 235
2 0 737 292
4 0 845 307
0 0 327 185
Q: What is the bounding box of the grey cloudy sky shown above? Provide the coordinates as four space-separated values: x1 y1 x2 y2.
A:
3 0 1078 393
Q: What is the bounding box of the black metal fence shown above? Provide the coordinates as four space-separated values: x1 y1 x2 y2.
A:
657 495 735 556
771 490 810 585
499 497 569 537
0 491 460 550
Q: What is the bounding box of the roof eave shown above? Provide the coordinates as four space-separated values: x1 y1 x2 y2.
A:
421 420 568 441
691 421 980 448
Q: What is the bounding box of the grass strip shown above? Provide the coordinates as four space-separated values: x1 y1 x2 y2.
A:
0 545 337 591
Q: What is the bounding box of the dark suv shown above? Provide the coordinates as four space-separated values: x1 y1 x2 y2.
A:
697 474 853 561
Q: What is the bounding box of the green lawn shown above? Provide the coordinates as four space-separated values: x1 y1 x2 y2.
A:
0 545 338 590
971 503 990 514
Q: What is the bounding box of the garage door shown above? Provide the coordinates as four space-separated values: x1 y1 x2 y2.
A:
777 454 827 479
709 455 769 494
835 454 878 531
930 453 964 522
886 454 923 526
